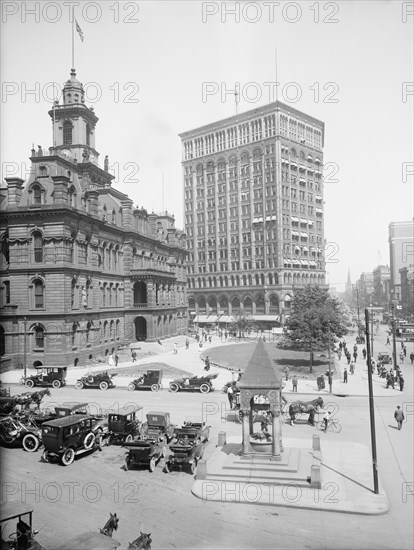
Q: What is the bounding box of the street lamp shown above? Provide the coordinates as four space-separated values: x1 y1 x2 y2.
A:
391 302 398 370
23 317 27 379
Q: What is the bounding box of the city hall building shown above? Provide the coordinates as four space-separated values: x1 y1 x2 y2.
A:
180 102 327 327
0 69 187 371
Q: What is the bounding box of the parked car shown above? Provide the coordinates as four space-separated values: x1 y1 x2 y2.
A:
21 366 67 389
165 422 209 474
0 416 42 452
107 404 143 444
124 438 166 472
42 414 102 466
75 372 117 391
141 411 175 443
377 352 391 365
169 373 218 394
31 402 108 435
128 370 163 392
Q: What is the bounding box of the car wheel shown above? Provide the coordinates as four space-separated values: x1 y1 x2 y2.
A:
22 434 40 453
25 379 35 389
52 380 61 389
169 383 179 393
42 450 51 462
100 381 109 391
200 384 210 394
149 457 156 472
61 447 75 466
128 383 135 391
75 381 84 389
125 434 133 443
151 383 159 392
83 432 95 450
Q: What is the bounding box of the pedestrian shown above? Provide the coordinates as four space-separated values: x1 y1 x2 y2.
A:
284 366 290 381
410 352 414 365
349 361 355 374
199 340 203 350
237 369 242 381
108 353 115 367
403 346 407 357
131 350 137 362
292 375 298 392
173 343 178 354
346 354 351 365
343 367 348 383
394 406 405 430
327 372 332 388
204 356 210 371
353 351 358 363
386 336 390 346
399 375 404 392
362 348 367 360
337 349 342 360
399 351 404 364
185 337 189 350
114 353 119 367
208 335 212 343
321 409 332 432
227 384 234 408
317 375 321 390
224 331 228 342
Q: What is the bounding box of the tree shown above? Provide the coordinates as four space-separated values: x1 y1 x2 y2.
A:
283 285 348 372
228 313 259 339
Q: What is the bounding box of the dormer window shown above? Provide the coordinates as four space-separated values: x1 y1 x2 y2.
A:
63 120 72 145
32 184 42 205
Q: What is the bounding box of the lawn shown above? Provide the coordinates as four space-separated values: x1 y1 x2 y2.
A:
202 342 337 379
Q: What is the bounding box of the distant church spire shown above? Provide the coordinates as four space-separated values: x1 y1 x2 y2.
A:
347 268 351 285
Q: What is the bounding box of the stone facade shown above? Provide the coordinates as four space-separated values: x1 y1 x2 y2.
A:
180 102 327 323
0 70 187 371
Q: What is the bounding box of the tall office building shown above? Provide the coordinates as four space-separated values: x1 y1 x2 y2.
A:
180 101 326 325
388 221 414 302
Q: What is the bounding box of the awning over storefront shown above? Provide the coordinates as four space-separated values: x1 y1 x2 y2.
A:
291 217 299 222
253 315 281 323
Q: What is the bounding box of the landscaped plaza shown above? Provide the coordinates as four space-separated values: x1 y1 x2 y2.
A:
1 322 413 549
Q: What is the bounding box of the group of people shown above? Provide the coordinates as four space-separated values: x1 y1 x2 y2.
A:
108 352 119 367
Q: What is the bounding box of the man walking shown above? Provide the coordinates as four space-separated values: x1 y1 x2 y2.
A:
394 406 405 430
386 336 390 345
399 374 405 392
343 367 348 383
292 375 298 392
227 384 234 409
173 343 178 355
410 352 414 365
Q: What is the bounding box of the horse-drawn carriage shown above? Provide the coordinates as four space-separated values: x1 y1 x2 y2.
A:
169 373 218 394
0 502 44 550
75 371 117 391
128 370 162 392
20 366 67 389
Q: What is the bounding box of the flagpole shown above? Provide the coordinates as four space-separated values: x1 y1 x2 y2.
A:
72 7 75 68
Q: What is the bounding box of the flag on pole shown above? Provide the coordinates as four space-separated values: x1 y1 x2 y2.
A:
75 19 84 42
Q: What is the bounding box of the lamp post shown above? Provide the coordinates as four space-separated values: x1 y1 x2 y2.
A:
327 325 332 393
23 317 27 379
391 302 398 370
365 308 379 494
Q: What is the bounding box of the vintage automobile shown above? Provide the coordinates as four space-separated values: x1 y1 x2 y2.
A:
128 370 163 392
41 414 102 466
165 421 210 474
169 373 218 394
124 438 166 472
75 371 117 391
377 352 392 365
140 411 175 443
106 404 143 444
0 416 42 452
20 366 67 389
0 502 44 550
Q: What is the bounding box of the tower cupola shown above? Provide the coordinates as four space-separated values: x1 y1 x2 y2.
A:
63 68 85 105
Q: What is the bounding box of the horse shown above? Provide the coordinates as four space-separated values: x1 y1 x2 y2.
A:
99 512 119 537
288 396 324 425
19 389 51 410
127 532 152 550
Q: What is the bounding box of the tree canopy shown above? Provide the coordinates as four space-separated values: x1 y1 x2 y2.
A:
283 285 348 370
228 313 259 338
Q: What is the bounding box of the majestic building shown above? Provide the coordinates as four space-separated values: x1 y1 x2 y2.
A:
388 221 414 302
372 265 390 309
0 69 187 371
179 102 326 326
399 266 414 318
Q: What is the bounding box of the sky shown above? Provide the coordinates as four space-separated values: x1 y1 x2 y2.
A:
1 0 413 291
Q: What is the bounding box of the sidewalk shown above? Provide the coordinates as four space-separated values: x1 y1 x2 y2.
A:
0 332 408 398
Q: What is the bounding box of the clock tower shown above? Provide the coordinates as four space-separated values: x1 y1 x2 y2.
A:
49 68 100 165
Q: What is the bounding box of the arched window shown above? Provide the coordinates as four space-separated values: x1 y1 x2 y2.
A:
63 120 73 145
86 321 92 345
34 279 44 308
112 209 116 224
71 323 77 347
85 279 91 307
32 184 42 205
34 326 45 348
33 232 43 263
71 279 77 308
68 186 76 207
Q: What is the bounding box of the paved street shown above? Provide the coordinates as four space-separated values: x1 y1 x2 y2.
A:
1 325 413 549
